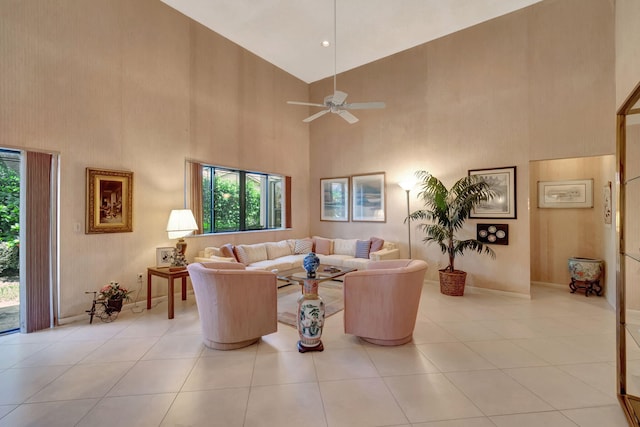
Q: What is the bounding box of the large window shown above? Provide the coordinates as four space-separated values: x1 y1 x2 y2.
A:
201 166 284 233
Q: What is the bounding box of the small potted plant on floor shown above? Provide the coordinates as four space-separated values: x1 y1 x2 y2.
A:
99 281 132 312
408 170 496 296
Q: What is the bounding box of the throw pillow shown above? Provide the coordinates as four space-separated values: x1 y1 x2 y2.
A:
294 238 314 254
355 239 372 259
370 237 385 252
234 243 268 265
314 237 333 255
220 243 237 261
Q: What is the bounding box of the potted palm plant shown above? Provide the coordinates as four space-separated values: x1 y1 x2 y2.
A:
408 170 496 296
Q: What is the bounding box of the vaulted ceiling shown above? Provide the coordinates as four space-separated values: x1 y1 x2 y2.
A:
161 0 543 83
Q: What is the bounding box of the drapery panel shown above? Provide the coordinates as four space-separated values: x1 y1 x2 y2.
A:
24 151 53 332
187 161 203 234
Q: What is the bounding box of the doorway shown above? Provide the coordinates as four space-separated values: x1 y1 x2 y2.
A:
0 149 20 334
529 155 617 306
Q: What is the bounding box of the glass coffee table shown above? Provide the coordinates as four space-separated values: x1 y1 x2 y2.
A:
276 264 355 287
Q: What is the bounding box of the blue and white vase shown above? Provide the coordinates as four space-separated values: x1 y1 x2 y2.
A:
296 278 325 352
303 252 320 278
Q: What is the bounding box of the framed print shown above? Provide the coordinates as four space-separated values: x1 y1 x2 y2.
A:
351 172 386 222
537 179 593 208
320 177 349 221
604 181 612 224
156 247 175 267
86 168 133 233
468 166 517 219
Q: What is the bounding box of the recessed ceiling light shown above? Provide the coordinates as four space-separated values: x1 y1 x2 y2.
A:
321 40 330 47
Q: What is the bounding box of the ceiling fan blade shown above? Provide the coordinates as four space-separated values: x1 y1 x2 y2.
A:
331 90 348 105
287 101 326 108
337 110 359 124
303 109 330 123
343 101 386 110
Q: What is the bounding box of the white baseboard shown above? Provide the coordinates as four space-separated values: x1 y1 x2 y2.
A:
531 281 567 290
57 292 193 326
424 279 531 299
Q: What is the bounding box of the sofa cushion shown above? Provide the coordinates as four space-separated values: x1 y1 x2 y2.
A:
342 257 374 270
209 255 236 263
200 261 245 270
193 255 237 264
314 237 333 255
355 240 371 259
333 238 357 256
370 237 385 252
221 243 237 261
266 240 292 259
249 258 296 272
204 247 223 258
316 254 352 267
294 238 314 254
235 243 268 265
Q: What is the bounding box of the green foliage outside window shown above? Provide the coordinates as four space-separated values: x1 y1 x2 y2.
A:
0 159 19 275
245 178 262 229
201 167 264 233
214 177 240 232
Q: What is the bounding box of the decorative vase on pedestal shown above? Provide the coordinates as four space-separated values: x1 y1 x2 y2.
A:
568 257 603 296
297 278 325 352
297 252 324 352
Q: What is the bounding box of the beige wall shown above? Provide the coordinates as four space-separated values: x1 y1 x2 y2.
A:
616 0 640 108
308 0 615 295
529 156 616 297
0 0 309 320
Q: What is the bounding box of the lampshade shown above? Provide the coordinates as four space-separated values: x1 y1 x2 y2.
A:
398 180 415 191
166 209 198 239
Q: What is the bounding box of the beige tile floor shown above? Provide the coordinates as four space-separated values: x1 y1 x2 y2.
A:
0 283 630 427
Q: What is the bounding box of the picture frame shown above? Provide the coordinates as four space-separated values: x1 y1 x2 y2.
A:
468 166 517 219
477 224 509 245
537 179 594 209
156 247 175 268
86 168 133 234
351 172 386 222
320 177 349 221
604 181 612 225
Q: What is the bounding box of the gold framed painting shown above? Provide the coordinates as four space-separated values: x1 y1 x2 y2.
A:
86 168 133 233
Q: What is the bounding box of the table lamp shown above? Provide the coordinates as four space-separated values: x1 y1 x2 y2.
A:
166 209 198 268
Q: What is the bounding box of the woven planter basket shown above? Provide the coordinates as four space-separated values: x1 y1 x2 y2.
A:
439 269 467 296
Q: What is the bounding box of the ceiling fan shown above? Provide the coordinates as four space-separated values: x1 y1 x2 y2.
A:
287 0 386 124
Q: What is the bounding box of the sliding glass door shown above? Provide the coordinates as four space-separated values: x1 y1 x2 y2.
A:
0 149 20 334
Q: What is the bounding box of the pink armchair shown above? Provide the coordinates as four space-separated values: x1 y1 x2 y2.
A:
343 259 428 345
187 261 278 350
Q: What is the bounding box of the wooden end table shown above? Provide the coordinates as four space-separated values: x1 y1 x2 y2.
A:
147 266 190 319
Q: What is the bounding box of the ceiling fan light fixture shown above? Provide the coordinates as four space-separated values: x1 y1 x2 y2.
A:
321 40 330 47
